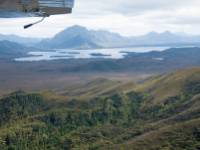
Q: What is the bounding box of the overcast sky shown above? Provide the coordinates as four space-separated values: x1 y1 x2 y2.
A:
0 0 200 38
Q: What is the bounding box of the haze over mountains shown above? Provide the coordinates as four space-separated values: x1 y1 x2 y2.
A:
0 41 30 59
0 34 41 46
37 25 200 49
1 25 200 49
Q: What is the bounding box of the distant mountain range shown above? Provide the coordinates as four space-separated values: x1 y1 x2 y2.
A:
1 25 200 49
0 34 42 46
38 25 200 49
130 31 200 46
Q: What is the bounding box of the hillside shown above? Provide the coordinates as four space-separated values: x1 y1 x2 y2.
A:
135 68 200 104
0 40 48 60
0 68 200 149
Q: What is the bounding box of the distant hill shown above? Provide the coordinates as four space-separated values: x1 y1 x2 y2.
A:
0 40 27 57
0 67 200 149
0 34 42 46
38 25 200 49
0 40 39 59
130 31 200 46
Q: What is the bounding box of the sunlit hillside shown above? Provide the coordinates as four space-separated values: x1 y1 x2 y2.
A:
0 68 200 149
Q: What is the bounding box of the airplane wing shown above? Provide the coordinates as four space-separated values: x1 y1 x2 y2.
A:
0 0 74 18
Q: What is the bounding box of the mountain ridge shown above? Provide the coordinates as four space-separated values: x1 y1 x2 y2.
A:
1 25 200 49
38 25 200 49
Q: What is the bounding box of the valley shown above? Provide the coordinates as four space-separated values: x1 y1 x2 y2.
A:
0 25 200 149
1 43 200 95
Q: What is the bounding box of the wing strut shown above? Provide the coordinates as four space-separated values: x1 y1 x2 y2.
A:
24 16 46 29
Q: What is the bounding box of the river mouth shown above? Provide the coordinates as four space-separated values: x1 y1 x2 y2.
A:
15 46 169 62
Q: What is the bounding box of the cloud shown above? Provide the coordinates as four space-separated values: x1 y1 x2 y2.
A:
76 0 194 15
0 0 200 37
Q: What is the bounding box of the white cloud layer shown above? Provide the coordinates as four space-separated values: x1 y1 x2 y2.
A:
0 0 200 37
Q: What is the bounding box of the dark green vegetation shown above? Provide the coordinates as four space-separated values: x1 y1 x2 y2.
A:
0 68 200 149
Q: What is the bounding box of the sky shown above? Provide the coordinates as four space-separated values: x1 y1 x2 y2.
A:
0 0 200 38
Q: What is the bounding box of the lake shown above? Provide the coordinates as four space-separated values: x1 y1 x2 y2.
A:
15 46 169 62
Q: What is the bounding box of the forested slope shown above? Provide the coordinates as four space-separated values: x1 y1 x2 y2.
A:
0 68 200 149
